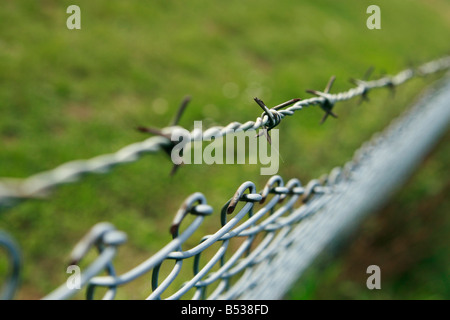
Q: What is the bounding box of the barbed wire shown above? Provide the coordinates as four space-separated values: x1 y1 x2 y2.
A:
0 56 449 206
1 74 448 299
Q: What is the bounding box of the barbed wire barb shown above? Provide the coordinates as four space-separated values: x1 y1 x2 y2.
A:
306 75 338 124
137 95 192 176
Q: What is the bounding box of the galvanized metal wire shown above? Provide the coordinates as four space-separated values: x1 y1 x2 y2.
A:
0 58 449 300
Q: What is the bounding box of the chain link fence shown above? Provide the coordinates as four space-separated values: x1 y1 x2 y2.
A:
1 58 449 299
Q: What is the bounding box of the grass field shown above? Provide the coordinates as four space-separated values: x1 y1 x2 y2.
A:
0 0 449 299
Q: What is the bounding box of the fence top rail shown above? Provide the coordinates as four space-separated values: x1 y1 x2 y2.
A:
0 56 449 207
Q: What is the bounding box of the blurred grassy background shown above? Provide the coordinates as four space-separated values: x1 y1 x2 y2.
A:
0 0 449 299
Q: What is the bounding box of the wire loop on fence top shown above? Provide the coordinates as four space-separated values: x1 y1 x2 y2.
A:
69 222 127 266
221 187 257 228
326 167 344 186
275 178 304 203
226 181 261 215
260 175 285 204
170 192 213 239
301 179 324 203
66 222 127 300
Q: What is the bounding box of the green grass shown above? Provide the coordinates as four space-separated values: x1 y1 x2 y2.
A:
0 0 449 299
